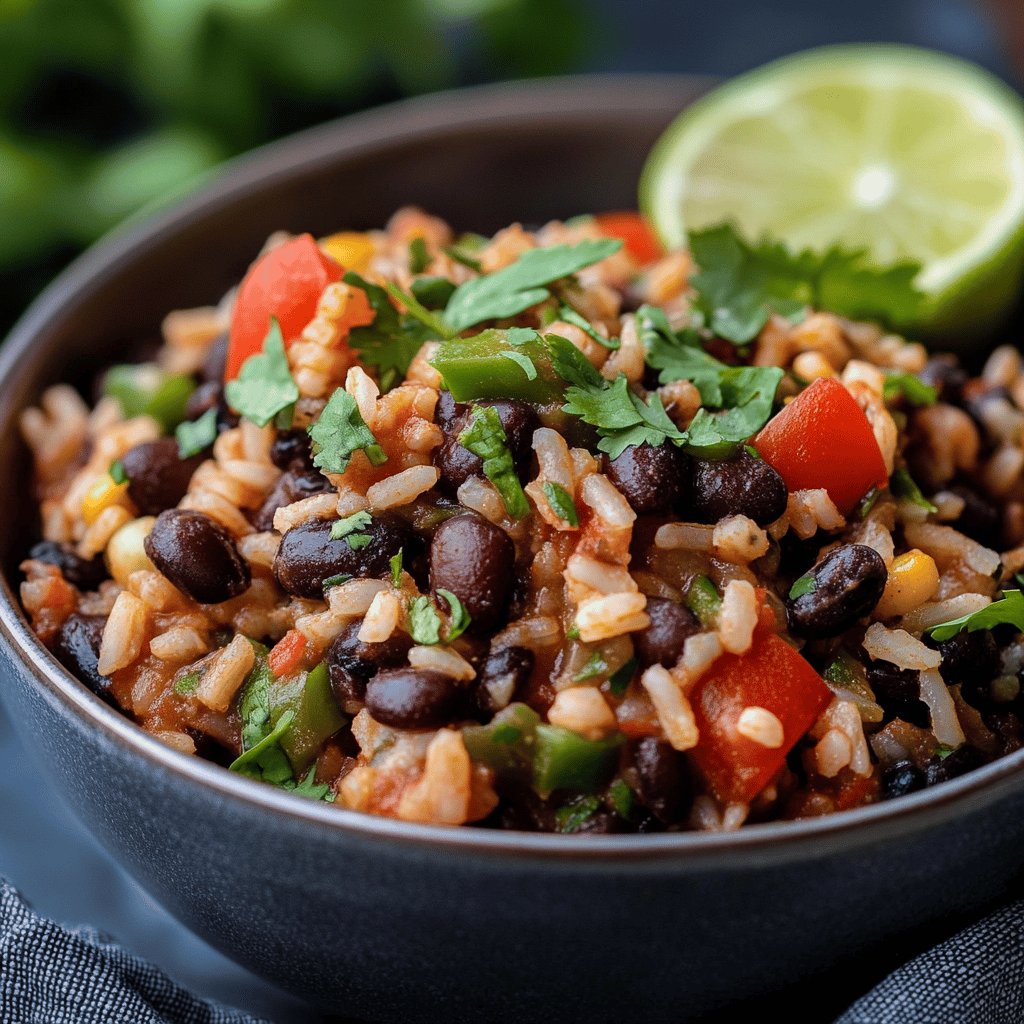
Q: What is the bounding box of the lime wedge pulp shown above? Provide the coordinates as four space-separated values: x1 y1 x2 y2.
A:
640 45 1024 341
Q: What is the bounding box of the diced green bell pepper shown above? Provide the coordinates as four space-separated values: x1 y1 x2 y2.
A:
103 363 195 431
430 328 563 404
686 575 722 628
269 662 346 774
462 702 540 780
532 724 623 796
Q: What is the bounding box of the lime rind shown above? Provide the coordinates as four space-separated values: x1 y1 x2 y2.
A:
640 45 1024 340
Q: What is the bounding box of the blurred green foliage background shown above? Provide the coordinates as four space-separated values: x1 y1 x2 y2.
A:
0 0 591 331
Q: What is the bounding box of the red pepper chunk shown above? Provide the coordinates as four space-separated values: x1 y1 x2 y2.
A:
594 211 662 265
226 234 345 381
689 634 832 805
268 628 308 678
753 376 888 514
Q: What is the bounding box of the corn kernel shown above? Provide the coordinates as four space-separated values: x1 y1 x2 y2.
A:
106 516 157 586
320 232 374 273
874 549 940 620
81 474 130 525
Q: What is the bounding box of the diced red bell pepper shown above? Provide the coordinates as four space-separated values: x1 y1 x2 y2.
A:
689 633 832 805
226 234 345 381
594 211 662 265
268 628 308 678
753 376 888 513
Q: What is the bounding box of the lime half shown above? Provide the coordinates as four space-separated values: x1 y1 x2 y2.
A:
640 45 1024 340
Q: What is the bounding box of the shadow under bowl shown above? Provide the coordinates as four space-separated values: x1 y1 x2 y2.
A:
1 75 1023 1022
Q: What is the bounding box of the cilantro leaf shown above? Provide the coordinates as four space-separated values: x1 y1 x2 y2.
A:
322 573 352 593
330 511 372 542
928 590 1024 642
386 281 454 339
411 276 457 310
287 765 334 802
409 595 442 645
499 350 538 380
224 318 299 427
542 481 579 527
390 548 404 587
607 657 637 697
573 651 608 682
175 407 218 459
437 588 472 642
608 778 635 819
109 459 127 485
555 794 603 833
308 388 387 475
443 245 482 272
789 574 817 600
891 467 938 514
173 669 201 696
344 271 431 392
458 405 531 518
688 223 923 344
883 372 938 407
444 239 622 333
557 303 619 350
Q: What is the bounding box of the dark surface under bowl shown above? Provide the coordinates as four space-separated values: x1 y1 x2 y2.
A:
2 76 1024 1023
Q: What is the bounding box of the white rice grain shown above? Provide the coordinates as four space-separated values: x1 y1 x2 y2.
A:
919 668 967 747
717 580 758 655
547 687 617 740
357 590 401 644
640 664 699 751
97 591 149 676
575 592 649 642
862 623 941 671
194 634 255 712
367 465 439 510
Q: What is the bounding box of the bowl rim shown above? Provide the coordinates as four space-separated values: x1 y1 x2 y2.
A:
3 72 1024 867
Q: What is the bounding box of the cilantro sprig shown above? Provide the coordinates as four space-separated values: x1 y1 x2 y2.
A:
437 589 472 642
687 223 923 344
928 590 1024 643
224 318 299 427
458 405 531 518
330 511 373 549
308 388 387 475
443 239 622 333
542 481 579 527
175 407 218 459
891 467 937 514
883 372 938 407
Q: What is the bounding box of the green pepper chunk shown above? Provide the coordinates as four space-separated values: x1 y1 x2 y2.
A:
269 662 346 774
532 724 623 796
430 328 563 403
686 575 722 628
462 702 540 780
103 363 195 431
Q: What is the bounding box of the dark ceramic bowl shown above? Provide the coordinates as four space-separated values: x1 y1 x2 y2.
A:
2 76 1024 1023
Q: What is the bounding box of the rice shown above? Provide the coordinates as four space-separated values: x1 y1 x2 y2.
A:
408 645 476 681
194 634 255 712
575 592 649 643
862 623 942 671
547 687 616 740
97 591 149 676
366 465 440 511
640 665 699 752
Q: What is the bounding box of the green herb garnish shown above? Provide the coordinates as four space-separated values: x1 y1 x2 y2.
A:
607 657 637 698
390 549 404 587
687 223 923 344
443 239 622 333
557 303 619 350
686 575 722 627
386 281 454 339
109 459 127 485
554 794 603 833
573 652 608 683
437 588 472 642
173 669 201 696
458 405 530 518
322 573 352 593
891 467 938 514
499 350 538 381
410 276 457 310
608 778 635 819
224 318 299 428
409 236 430 274
308 387 386 475
408 595 443 646
788 574 817 600
174 407 218 459
928 590 1024 642
857 486 881 519
883 372 938 407
330 510 373 549
542 481 579 527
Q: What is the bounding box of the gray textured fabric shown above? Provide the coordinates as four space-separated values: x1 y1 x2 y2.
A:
835 900 1024 1024
0 880 268 1024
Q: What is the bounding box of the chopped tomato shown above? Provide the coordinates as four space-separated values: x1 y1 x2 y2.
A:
268 628 308 678
594 211 662 265
689 634 832 805
226 234 344 380
753 376 888 513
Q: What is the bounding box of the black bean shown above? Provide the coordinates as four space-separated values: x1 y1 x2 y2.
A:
28 541 107 591
274 513 411 598
429 513 515 634
604 443 687 515
326 621 413 713
364 668 462 729
270 428 316 472
435 398 538 492
200 333 228 383
982 709 1024 754
145 509 250 604
252 468 333 532
918 355 967 404
572 811 623 835
475 645 534 716
881 761 925 800
866 660 929 728
687 451 788 526
121 438 206 516
633 597 700 669
184 380 222 421
787 544 887 639
631 737 691 824
436 390 459 429
936 630 1000 708
948 485 1001 545
55 613 115 705
924 745 985 787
